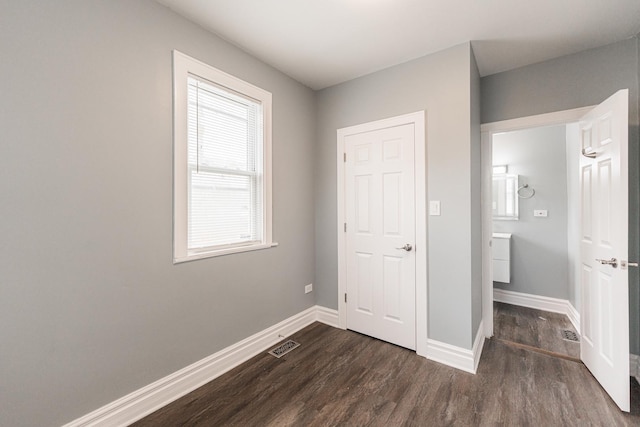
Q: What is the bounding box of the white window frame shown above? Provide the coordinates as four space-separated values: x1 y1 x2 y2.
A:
173 50 275 263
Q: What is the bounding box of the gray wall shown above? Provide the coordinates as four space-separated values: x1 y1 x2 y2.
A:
315 43 480 350
0 1 316 426
492 126 570 300
637 36 640 356
482 36 640 354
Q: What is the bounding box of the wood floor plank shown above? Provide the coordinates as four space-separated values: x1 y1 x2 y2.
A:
133 321 640 426
493 301 580 358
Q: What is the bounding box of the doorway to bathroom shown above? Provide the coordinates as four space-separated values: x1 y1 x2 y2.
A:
490 123 580 360
480 90 631 412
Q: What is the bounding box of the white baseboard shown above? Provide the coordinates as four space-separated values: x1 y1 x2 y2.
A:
472 321 486 373
315 306 340 327
493 288 566 313
631 354 640 384
64 305 338 427
494 289 580 332
426 321 485 375
565 302 580 333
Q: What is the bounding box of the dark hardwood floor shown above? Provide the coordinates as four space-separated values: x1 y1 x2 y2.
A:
493 301 580 359
134 322 640 426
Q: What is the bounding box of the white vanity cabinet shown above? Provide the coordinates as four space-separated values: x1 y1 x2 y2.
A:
492 233 511 283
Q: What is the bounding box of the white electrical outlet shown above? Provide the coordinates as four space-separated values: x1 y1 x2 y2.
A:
305 284 313 294
534 209 548 217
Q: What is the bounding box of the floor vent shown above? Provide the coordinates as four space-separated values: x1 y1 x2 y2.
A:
268 340 300 358
561 330 580 342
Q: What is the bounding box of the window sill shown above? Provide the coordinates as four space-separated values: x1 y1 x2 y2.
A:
173 242 278 264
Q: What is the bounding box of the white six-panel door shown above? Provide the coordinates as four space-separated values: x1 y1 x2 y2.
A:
579 89 629 411
344 123 416 350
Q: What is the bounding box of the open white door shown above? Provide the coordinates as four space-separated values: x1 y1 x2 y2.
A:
579 89 629 411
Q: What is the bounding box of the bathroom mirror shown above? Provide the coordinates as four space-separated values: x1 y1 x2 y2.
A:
493 174 519 220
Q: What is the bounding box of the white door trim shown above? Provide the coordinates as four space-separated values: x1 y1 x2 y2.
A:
337 111 428 357
480 106 594 338
481 107 594 133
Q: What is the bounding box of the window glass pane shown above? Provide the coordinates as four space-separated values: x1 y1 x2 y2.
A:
187 78 262 172
188 171 260 249
186 76 264 250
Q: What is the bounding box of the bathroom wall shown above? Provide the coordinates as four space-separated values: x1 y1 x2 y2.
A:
492 125 570 300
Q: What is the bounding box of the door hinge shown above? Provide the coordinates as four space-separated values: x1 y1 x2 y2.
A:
344 222 347 232
344 293 347 303
343 152 346 162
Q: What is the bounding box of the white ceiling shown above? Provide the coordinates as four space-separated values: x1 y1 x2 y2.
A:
156 0 640 90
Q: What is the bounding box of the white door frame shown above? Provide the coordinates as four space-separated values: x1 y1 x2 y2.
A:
480 106 593 338
337 111 428 357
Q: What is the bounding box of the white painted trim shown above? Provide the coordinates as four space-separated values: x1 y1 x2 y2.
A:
630 354 640 384
480 106 594 339
480 131 493 339
425 321 485 375
173 242 279 263
337 127 347 330
414 113 428 357
316 306 340 328
494 289 567 313
494 289 580 332
426 339 475 374
336 111 428 357
472 321 486 373
480 106 594 133
566 301 581 333
63 306 336 427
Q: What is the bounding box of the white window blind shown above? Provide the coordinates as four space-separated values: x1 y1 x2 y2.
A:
187 77 264 251
173 51 273 263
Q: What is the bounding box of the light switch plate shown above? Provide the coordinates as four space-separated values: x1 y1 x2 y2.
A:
534 210 548 217
429 201 441 216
